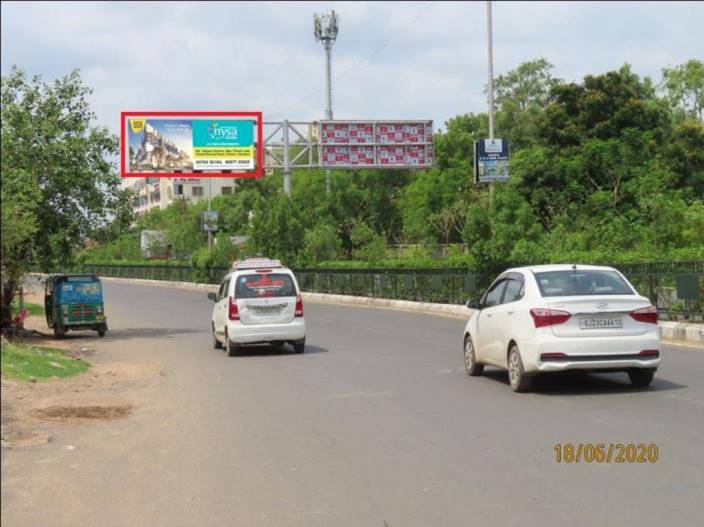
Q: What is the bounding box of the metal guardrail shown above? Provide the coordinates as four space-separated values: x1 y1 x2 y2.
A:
35 261 703 320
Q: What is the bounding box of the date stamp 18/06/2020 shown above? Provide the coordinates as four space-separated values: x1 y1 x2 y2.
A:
553 443 659 463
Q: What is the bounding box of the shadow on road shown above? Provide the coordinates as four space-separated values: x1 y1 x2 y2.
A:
103 327 205 341
230 344 328 357
480 368 686 395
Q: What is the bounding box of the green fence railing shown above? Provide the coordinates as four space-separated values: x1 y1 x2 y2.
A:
34 261 703 320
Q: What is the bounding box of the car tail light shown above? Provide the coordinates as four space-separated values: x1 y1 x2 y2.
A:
295 295 304 317
540 352 567 361
639 349 660 358
530 308 571 328
228 297 240 321
629 305 658 324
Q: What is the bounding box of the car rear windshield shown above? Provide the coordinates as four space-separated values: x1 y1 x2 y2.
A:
234 273 297 298
534 270 634 297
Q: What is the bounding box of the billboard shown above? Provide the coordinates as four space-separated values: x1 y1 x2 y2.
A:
474 138 509 183
121 111 263 178
319 120 433 169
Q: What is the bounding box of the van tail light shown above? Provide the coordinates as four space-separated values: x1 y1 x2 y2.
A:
639 349 660 358
629 305 658 324
530 308 571 328
295 295 304 317
228 297 240 321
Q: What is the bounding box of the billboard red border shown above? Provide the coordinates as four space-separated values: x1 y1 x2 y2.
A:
120 111 264 178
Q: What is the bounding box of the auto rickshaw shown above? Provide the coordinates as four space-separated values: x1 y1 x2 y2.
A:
44 274 108 338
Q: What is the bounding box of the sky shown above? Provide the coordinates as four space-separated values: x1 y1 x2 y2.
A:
2 0 703 136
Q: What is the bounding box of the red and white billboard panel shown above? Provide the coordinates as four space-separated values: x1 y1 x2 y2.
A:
320 120 433 169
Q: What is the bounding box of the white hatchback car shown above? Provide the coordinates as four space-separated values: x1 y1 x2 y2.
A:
209 258 306 356
462 264 660 392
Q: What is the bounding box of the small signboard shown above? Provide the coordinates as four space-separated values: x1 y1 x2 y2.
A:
474 138 509 183
201 211 219 232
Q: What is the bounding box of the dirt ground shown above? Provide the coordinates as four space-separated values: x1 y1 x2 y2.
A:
1 286 166 448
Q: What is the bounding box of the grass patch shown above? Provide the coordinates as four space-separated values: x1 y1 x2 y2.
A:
11 300 44 317
1 338 89 381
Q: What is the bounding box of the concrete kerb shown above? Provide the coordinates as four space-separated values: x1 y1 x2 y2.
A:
34 275 704 345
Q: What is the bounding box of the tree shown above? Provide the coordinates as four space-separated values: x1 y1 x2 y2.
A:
1 66 124 328
494 58 559 111
662 59 704 122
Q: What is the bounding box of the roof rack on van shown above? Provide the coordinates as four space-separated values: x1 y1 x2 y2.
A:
232 258 283 270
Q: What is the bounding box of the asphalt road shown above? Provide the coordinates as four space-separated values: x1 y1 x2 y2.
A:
3 281 704 526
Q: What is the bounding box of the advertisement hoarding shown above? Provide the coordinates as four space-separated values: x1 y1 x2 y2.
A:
121 111 263 178
319 120 434 169
474 138 509 183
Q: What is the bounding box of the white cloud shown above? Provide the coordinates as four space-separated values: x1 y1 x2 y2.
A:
2 0 702 136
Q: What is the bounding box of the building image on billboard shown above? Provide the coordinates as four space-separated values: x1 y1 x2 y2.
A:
130 121 194 171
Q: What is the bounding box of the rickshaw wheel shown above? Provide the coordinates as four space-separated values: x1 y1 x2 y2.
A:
54 325 66 339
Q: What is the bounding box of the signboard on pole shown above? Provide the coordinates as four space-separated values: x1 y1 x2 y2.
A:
201 211 219 232
474 138 509 183
319 120 434 169
121 111 263 178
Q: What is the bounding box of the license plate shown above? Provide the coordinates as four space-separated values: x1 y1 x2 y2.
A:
251 306 280 315
579 317 622 329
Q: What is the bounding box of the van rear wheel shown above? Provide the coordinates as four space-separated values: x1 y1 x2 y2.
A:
212 324 222 349
628 368 655 387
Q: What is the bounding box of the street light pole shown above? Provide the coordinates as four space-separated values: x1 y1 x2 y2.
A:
486 0 496 207
314 10 339 197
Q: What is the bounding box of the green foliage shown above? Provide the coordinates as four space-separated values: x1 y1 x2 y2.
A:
350 222 386 262
300 224 341 264
661 59 704 122
77 59 703 275
1 66 127 327
1 339 90 381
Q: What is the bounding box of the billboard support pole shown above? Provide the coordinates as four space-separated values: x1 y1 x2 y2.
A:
283 119 291 197
207 178 213 250
486 0 496 207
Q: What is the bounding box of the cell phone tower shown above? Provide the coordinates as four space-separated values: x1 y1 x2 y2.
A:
314 10 339 195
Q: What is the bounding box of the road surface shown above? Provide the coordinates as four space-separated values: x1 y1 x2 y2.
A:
2 281 703 526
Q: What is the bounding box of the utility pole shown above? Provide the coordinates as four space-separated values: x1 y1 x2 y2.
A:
486 0 495 207
314 10 339 196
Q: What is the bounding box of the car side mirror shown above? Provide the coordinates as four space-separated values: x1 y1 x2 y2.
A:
207 292 217 302
466 298 482 310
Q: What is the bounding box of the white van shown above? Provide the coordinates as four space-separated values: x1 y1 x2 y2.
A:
209 258 306 356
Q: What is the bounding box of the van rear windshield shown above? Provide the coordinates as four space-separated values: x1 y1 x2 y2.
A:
534 270 634 297
235 273 297 298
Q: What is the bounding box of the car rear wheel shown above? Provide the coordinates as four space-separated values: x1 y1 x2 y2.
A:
463 335 484 376
225 331 239 357
628 368 656 387
508 344 532 393
293 338 305 354
212 324 222 349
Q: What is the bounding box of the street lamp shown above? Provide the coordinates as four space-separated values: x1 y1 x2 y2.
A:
314 10 339 196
